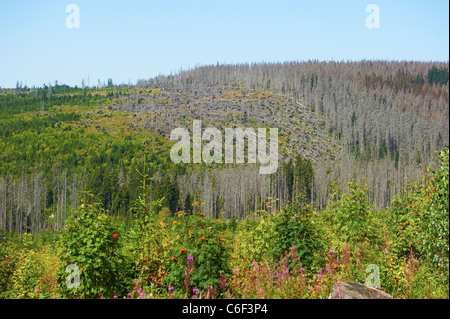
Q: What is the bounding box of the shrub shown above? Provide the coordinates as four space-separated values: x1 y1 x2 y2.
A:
58 196 127 298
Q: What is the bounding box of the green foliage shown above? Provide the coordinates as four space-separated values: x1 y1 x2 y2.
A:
421 147 449 272
320 179 384 250
0 234 21 298
270 200 324 269
162 210 229 296
58 195 129 298
428 66 449 86
0 144 448 299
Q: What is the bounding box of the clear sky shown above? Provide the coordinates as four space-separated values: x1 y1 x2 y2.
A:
0 0 448 88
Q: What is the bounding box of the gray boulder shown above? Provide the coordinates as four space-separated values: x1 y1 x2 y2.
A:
330 281 393 299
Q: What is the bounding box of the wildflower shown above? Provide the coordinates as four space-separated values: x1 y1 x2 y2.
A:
419 241 422 245
189 230 193 234
199 237 205 242
193 287 199 293
252 261 258 267
325 267 330 272
300 267 305 273
217 237 222 244
180 248 186 253
173 221 178 225
329 248 335 255
165 243 170 248
112 233 118 239
139 292 146 298
234 268 239 273
216 219 221 222
193 201 201 205
192 295 198 299
187 253 194 263
178 210 183 215
168 285 174 292
283 268 290 276
410 204 413 208
127 293 132 298
276 272 281 277
200 212 204 217
318 270 322 278
171 257 177 262
113 295 118 299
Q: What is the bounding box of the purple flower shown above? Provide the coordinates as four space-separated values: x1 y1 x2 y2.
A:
127 292 132 298
168 285 174 292
193 287 199 293
191 295 198 299
187 253 194 263
283 268 290 276
325 267 330 272
300 267 305 273
329 248 335 255
252 261 258 267
275 272 281 277
113 295 118 299
318 270 322 278
234 268 239 273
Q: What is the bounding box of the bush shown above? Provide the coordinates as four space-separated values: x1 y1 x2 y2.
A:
59 196 128 298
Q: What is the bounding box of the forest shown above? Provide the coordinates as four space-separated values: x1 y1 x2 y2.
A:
0 61 448 299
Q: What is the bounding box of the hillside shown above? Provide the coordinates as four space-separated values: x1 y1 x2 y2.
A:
0 60 449 300
0 61 449 232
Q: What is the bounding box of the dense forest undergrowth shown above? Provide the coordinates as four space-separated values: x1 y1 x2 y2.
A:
0 146 448 299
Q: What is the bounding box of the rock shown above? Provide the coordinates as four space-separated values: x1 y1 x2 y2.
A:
330 281 393 299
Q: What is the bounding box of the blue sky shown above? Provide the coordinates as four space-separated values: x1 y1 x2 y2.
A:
0 0 448 88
